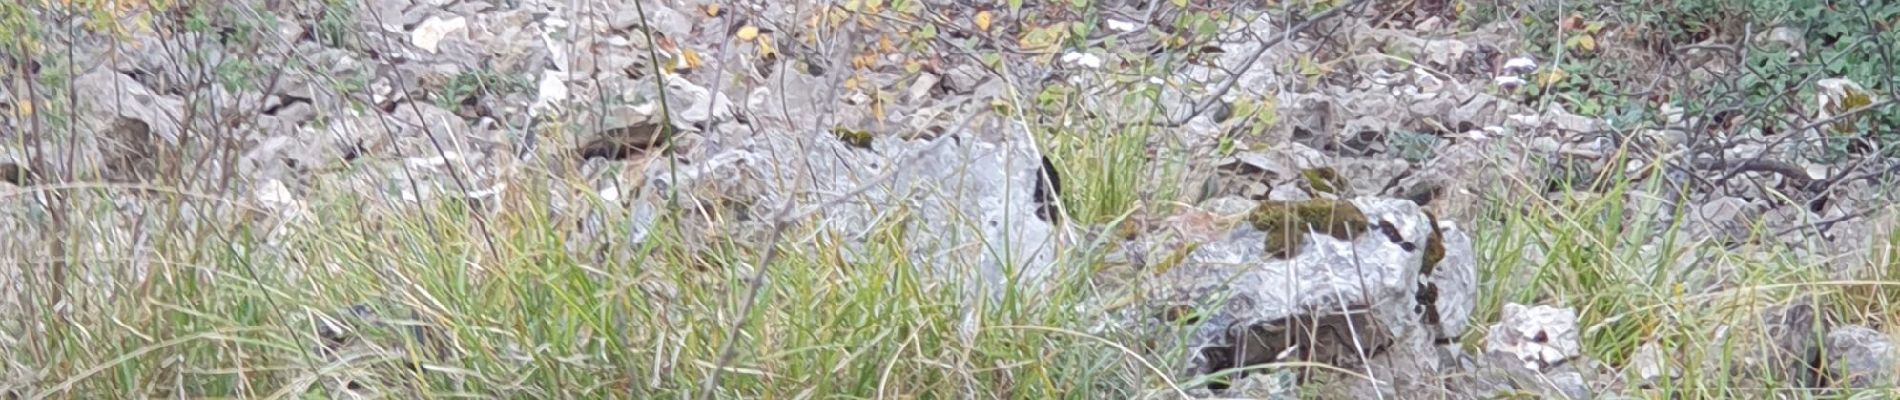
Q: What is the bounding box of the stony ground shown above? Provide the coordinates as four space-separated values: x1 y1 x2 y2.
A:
2 0 1899 398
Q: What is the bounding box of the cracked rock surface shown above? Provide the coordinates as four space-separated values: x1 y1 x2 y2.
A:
1140 195 1477 396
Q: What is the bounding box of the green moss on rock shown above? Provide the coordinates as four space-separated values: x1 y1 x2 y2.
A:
1301 167 1349 195
1249 199 1370 259
832 126 874 149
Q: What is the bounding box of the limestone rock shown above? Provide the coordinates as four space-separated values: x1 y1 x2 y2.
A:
1486 304 1582 371
1699 300 1825 388
1143 196 1477 394
1465 303 1593 399
626 114 1057 298
1824 325 1899 389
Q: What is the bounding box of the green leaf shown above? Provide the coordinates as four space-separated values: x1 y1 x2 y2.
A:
916 23 938 40
1196 14 1220 37
1565 34 1596 52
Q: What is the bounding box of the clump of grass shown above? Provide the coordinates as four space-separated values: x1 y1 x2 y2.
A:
2 160 1191 398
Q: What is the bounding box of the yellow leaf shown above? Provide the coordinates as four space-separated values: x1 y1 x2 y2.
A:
703 4 721 16
736 26 759 41
870 92 885 121
827 8 848 28
756 34 778 58
678 49 703 71
1843 91 1874 111
975 11 993 32
1539 68 1567 87
16 100 31 116
1567 34 1596 52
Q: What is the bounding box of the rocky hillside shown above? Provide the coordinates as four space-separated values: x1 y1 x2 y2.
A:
3 0 1899 397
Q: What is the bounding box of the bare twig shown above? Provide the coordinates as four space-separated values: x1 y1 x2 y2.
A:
1691 158 1817 190
1679 99 1897 195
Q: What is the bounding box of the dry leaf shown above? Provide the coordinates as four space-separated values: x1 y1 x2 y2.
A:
1560 15 1584 31
655 35 679 53
1539 68 1567 87
871 90 888 120
736 26 760 40
1817 78 1877 135
703 4 721 16
757 34 778 58
678 48 704 71
827 8 849 28
975 10 993 32
16 99 32 116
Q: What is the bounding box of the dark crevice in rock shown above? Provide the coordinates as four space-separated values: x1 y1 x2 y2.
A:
1201 306 1393 389
1034 154 1063 225
578 122 674 160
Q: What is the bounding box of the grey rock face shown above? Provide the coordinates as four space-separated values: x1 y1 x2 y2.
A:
1464 303 1593 400
628 115 1058 297
1624 341 1676 388
1824 325 1898 389
1698 300 1825 389
1143 196 1477 394
65 70 189 182
1485 304 1582 371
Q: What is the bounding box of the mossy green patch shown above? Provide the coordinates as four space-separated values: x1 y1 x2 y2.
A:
832 126 874 149
1248 199 1370 259
1301 167 1349 195
1422 210 1445 274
